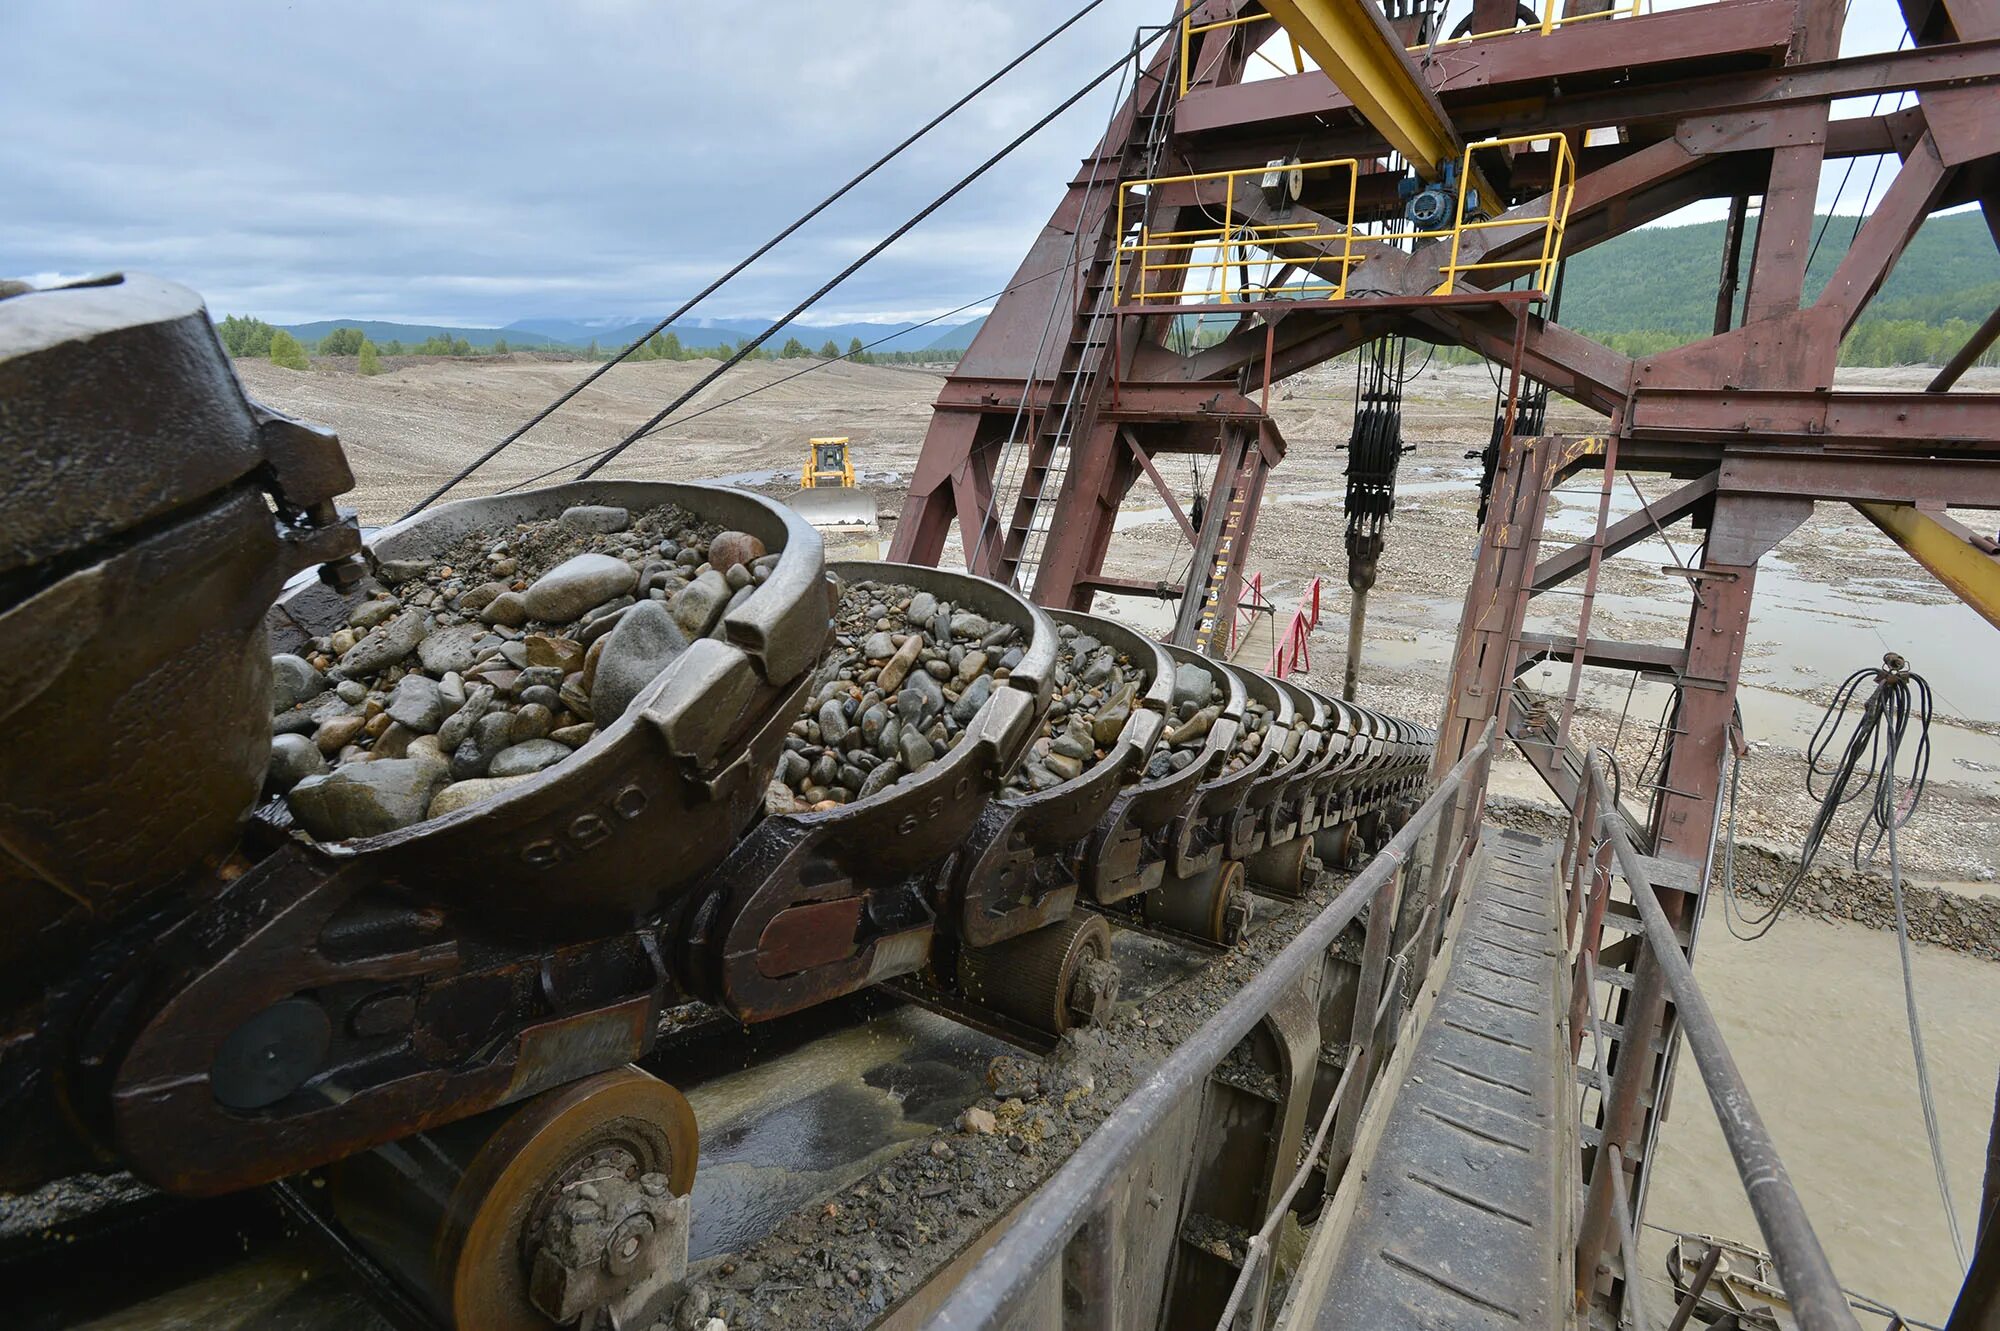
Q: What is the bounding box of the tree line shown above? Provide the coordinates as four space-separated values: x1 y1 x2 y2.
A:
215 315 963 372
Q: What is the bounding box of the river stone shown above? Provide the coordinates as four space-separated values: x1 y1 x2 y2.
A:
906 591 937 625
1093 684 1134 746
523 554 639 622
1051 722 1095 761
271 654 324 711
288 759 449 840
909 668 946 718
457 581 510 614
414 623 480 675
386 675 449 733
560 504 630 533
877 634 924 693
427 774 538 819
1172 662 1213 709
488 739 571 777
313 714 368 755
777 750 809 787
267 733 328 791
669 569 731 638
451 711 516 779
336 679 369 705
349 597 400 630
590 601 690 723
952 674 994 724
818 699 850 745
525 633 587 673
511 703 555 742
898 728 935 773
333 611 430 678
949 612 989 639
481 591 529 627
1168 704 1219 746
862 631 896 660
1045 752 1083 782
857 760 903 798
707 530 766 571
437 684 496 751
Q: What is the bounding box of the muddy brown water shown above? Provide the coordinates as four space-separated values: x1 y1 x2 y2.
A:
1639 903 2000 1326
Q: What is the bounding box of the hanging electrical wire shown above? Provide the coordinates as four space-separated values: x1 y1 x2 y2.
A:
399 0 1114 518
1718 652 1966 1269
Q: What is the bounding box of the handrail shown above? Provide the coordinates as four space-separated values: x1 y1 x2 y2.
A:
1110 134 1576 305
1580 751 1863 1331
1409 0 1644 50
930 714 1499 1328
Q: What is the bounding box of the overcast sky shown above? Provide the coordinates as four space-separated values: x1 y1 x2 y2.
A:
5 0 1921 329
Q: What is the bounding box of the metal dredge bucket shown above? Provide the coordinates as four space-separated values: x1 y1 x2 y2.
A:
272 480 831 938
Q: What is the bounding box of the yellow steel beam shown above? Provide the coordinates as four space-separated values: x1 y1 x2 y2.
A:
1854 501 2000 632
1258 0 1492 207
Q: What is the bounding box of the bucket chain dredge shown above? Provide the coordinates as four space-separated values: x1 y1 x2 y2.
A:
0 275 1435 1331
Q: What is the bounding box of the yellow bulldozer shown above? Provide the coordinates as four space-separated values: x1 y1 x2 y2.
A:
784 435 881 555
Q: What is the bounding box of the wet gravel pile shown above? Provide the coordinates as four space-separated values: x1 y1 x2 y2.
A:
1148 662 1226 779
764 580 1022 815
1004 623 1142 795
1228 699 1275 773
268 503 780 841
1484 794 2000 959
662 875 1353 1331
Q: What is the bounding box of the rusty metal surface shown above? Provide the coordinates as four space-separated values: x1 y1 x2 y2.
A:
952 608 1173 948
280 480 831 940
683 561 1057 1024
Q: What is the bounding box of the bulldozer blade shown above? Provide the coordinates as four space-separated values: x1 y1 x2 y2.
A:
785 487 878 531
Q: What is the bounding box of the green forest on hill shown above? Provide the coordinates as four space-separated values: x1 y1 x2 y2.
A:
1556 208 1997 367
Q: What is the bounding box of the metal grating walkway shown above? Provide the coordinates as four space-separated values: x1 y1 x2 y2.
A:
1309 827 1569 1328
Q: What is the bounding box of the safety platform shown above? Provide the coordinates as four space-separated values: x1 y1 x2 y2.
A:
1297 826 1570 1328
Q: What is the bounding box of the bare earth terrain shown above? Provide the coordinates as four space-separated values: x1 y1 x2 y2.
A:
240 351 2000 1321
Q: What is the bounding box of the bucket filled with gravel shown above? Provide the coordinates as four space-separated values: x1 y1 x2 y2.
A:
262 480 828 934
763 564 1057 816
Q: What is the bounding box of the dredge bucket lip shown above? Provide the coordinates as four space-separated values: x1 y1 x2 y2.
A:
1257 675 1326 797
1200 660 1296 806
759 559 1061 845
989 607 1176 813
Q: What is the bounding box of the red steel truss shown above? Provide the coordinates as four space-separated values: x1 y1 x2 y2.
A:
890 0 2000 1309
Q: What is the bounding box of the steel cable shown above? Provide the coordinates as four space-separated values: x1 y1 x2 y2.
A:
575 13 1186 483
1717 653 1965 1269
399 0 1112 517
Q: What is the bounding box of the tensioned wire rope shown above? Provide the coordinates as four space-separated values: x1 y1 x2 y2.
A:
575 8 1198 484
400 0 1114 519
965 9 1204 583
491 268 1075 489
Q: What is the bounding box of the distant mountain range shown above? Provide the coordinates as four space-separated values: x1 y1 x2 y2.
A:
267 313 980 354
262 210 1991 361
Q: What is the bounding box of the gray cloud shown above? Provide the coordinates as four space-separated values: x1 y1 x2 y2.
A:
6 0 1924 322
4 0 1159 324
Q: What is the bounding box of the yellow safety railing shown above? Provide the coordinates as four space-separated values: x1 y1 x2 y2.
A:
1114 158 1364 305
1111 133 1576 305
1430 132 1577 293
1410 0 1643 51
1180 6 1307 97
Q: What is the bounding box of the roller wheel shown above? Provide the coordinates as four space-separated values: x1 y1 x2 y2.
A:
1150 859 1252 945
1246 836 1315 900
330 1067 699 1331
958 912 1118 1035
